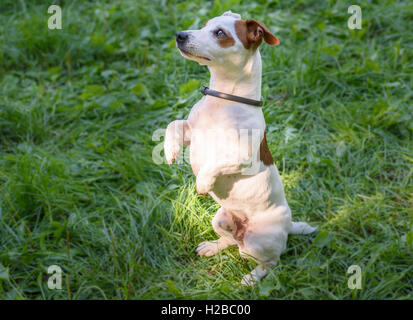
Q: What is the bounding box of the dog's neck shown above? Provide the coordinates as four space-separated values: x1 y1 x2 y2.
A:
208 50 262 101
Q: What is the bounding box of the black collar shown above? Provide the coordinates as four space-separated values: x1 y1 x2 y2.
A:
200 86 263 107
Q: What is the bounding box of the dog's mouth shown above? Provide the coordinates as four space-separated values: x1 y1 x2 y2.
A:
178 47 211 61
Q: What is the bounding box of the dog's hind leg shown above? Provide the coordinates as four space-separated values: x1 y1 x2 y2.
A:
240 219 288 286
196 208 237 257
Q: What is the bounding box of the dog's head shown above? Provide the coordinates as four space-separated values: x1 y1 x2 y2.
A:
176 11 279 68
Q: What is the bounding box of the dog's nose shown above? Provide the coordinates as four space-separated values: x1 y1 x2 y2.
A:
176 32 189 44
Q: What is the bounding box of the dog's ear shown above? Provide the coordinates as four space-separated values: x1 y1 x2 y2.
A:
235 19 279 49
246 19 279 46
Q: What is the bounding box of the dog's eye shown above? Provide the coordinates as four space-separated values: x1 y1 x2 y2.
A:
215 29 225 38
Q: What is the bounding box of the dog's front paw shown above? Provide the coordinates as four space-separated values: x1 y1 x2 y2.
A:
164 141 181 165
196 176 214 195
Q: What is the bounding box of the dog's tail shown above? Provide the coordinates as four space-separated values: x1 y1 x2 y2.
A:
289 221 317 235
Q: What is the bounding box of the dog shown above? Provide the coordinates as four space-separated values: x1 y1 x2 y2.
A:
164 11 316 285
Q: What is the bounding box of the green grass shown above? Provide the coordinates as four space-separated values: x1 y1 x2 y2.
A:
0 0 412 299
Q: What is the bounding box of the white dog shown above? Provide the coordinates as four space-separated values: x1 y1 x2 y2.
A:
164 11 316 285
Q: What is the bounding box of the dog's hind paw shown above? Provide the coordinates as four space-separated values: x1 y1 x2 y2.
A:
241 273 258 286
196 241 220 257
241 265 269 286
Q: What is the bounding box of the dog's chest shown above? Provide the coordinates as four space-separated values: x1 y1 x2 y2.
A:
187 98 265 176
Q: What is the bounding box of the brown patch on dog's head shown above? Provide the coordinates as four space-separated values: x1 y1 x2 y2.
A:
260 132 274 165
204 20 209 27
235 19 279 50
216 28 235 48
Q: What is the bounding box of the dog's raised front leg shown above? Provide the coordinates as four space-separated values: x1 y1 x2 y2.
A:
164 120 190 164
195 134 259 194
196 159 249 195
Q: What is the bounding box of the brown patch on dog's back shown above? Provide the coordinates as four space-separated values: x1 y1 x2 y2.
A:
260 132 274 165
